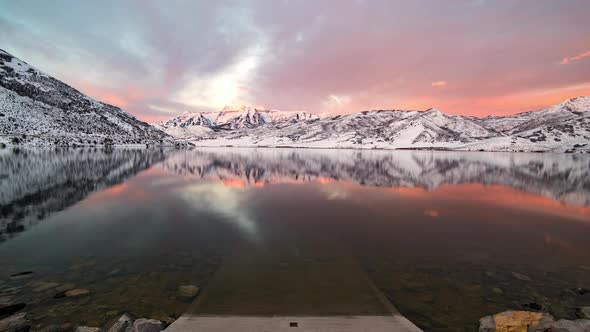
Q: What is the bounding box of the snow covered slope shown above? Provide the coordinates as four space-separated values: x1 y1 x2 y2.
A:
0 49 175 147
156 98 590 153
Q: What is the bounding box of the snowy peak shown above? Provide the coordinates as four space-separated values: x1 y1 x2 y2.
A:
548 96 590 114
155 106 319 133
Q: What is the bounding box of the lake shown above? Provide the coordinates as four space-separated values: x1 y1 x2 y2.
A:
1 148 589 331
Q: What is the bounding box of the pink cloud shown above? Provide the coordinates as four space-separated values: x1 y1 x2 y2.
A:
431 81 448 87
560 50 590 64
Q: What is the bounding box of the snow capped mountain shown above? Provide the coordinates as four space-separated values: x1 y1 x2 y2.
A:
154 105 319 140
465 96 590 152
0 49 175 147
156 98 590 153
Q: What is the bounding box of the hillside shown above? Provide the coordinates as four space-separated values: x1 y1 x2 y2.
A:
0 49 175 147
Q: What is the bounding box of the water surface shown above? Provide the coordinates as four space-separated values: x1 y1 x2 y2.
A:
1 148 589 331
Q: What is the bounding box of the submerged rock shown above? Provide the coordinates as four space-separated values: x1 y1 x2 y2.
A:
177 285 199 299
37 323 74 331
492 288 503 294
54 283 76 293
512 272 532 281
551 319 590 332
478 311 554 332
128 318 164 332
53 288 90 299
74 327 103 332
575 307 590 319
0 312 31 332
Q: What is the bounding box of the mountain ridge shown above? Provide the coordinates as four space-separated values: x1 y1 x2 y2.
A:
155 97 590 153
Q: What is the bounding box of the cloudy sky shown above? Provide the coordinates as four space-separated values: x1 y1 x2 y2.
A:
1 0 589 122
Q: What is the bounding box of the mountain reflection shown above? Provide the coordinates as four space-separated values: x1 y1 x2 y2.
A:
0 148 170 242
2 147 588 243
160 148 590 207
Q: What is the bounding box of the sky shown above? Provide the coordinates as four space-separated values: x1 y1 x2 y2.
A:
1 0 589 122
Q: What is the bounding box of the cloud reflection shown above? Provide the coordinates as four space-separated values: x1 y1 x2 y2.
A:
177 182 259 241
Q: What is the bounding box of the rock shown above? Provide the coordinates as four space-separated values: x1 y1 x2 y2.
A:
551 319 590 332
492 288 503 294
32 282 59 292
575 307 590 319
128 318 164 332
0 303 26 318
64 288 90 297
107 313 135 332
479 315 494 332
54 283 76 293
37 323 74 331
74 327 103 332
53 288 90 299
9 272 33 279
478 311 554 332
512 272 532 281
177 285 199 299
0 312 31 332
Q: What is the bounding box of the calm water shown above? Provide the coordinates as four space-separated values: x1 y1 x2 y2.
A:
1 148 589 331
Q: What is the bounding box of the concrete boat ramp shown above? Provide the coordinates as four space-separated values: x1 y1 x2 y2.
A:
166 315 422 331
164 249 422 331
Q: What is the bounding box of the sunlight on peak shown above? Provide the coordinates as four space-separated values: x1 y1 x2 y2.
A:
323 94 352 111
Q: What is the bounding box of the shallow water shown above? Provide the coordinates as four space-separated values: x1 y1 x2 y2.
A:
1 148 589 331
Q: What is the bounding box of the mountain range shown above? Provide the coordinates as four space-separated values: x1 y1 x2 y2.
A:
1 48 589 152
155 100 590 153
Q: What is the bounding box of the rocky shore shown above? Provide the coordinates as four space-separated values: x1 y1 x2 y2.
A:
0 310 174 332
479 308 590 332
0 300 197 332
1 269 201 332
